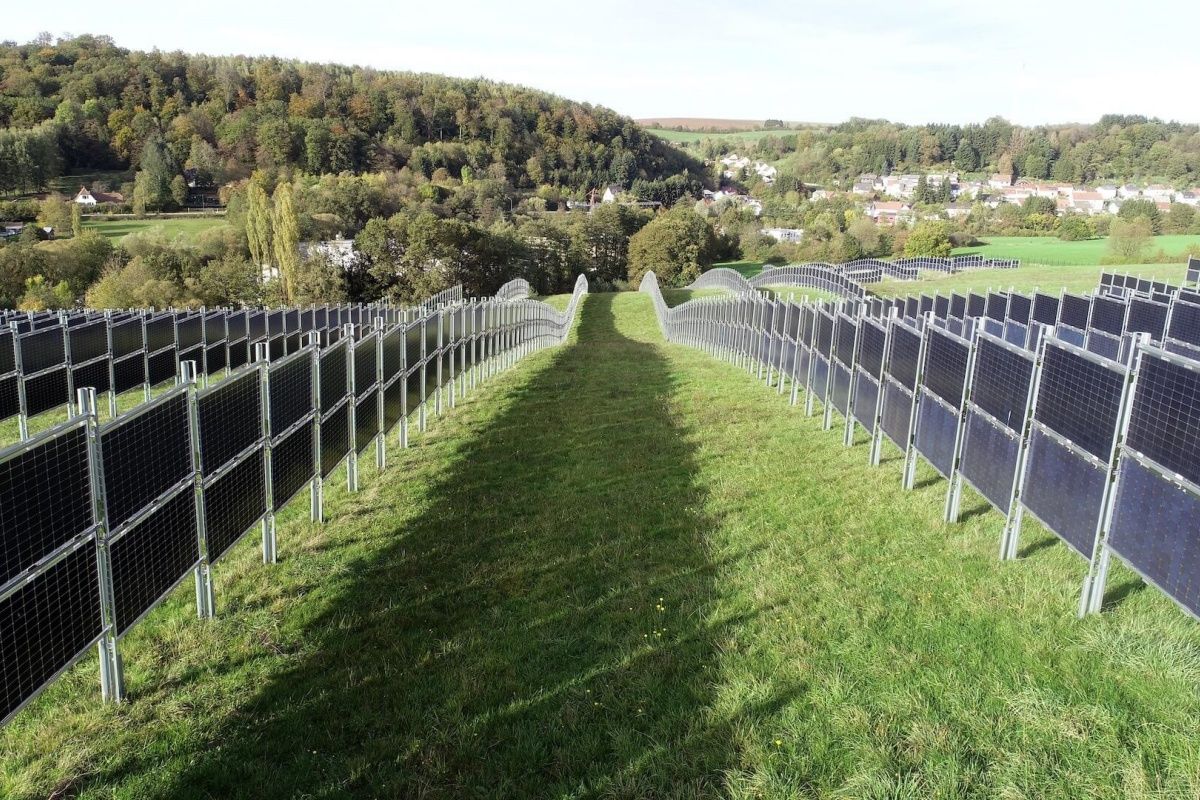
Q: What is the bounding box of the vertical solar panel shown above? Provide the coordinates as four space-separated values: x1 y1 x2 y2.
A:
270 421 314 510
203 448 267 562
109 487 198 634
1034 342 1126 460
1090 296 1127 336
101 391 192 527
922 328 970 408
1060 294 1091 329
268 351 313 436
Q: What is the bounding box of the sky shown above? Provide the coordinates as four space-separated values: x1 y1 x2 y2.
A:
8 0 1200 126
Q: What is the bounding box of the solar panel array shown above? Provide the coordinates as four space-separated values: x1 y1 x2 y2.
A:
0 275 589 726
641 266 1200 628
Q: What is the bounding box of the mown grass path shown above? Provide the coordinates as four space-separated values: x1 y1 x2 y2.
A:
3 293 1200 799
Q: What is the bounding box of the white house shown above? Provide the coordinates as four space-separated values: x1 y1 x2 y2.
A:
73 186 124 205
760 227 803 243
601 185 623 204
299 235 357 270
1096 184 1119 200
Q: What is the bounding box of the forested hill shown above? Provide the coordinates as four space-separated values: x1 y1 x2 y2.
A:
0 34 704 198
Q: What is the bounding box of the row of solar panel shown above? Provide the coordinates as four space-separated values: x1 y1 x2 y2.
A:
0 296 567 436
656 287 1200 629
0 287 587 726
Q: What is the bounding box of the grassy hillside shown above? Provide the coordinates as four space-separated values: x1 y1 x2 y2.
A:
3 293 1199 798
954 235 1200 266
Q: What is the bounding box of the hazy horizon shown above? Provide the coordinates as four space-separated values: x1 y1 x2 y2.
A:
8 0 1200 127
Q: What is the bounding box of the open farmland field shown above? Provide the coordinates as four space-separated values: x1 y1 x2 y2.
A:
5 292 1200 799
953 235 1200 266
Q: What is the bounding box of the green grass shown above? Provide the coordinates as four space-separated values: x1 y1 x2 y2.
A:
711 260 766 278
870 261 1189 298
82 217 229 243
48 171 132 197
954 235 1200 266
646 128 789 144
3 293 1200 798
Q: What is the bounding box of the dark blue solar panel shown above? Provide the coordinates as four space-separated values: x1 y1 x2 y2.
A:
1090 296 1127 336
1034 343 1125 460
1168 301 1200 346
960 412 1021 512
1021 428 1106 558
811 356 830 401
971 337 1034 429
1007 293 1032 325
852 374 879 431
858 321 886 377
880 381 913 448
830 365 851 414
1107 457 1200 617
914 393 958 477
1060 294 1091 329
887 324 921 391
923 329 969 408
1125 354 1200 486
1127 299 1168 340
1032 293 1059 326
834 315 857 366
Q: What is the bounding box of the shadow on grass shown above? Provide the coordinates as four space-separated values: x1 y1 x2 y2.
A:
82 294 781 797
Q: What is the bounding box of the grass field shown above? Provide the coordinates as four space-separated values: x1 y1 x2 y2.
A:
82 217 230 243
645 128 789 145
871 261 1189 298
954 235 1200 265
3 292 1200 798
48 171 131 197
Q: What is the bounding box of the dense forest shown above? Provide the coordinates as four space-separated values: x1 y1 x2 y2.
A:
0 34 705 202
693 116 1200 187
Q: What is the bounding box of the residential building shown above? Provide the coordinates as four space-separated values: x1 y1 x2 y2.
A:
867 201 912 226
299 234 357 269
760 227 803 243
73 185 124 205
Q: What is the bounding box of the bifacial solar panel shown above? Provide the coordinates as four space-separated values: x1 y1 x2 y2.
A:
1124 352 1200 487
834 315 857 366
1032 293 1059 327
320 401 351 478
145 316 174 353
72 359 110 397
355 393 380 453
1090 296 1127 336
0 540 103 723
198 369 262 474
1034 342 1125 460
949 293 966 319
110 486 199 634
1087 331 1121 361
268 352 313 437
271 421 314 511
922 329 970 408
20 328 65 375
971 336 1034 430
382 328 403 382
1168 301 1200 346
1106 457 1200 617
146 348 176 387
967 293 985 318
985 292 1007 322
913 392 958 478
1126 299 1168 340
24 368 69 417
1060 294 1091 329
959 411 1021 511
383 376 404 433
887 323 922 391
1021 427 1107 557
0 424 93 587
101 392 192 527
1007 294 1032 325
319 343 348 414
68 322 107 365
204 448 266 562
858 320 887 378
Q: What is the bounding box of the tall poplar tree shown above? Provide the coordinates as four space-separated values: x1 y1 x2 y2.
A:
271 181 300 303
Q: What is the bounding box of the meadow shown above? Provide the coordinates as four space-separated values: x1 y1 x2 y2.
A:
953 234 1200 265
81 216 230 243
3 290 1199 799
